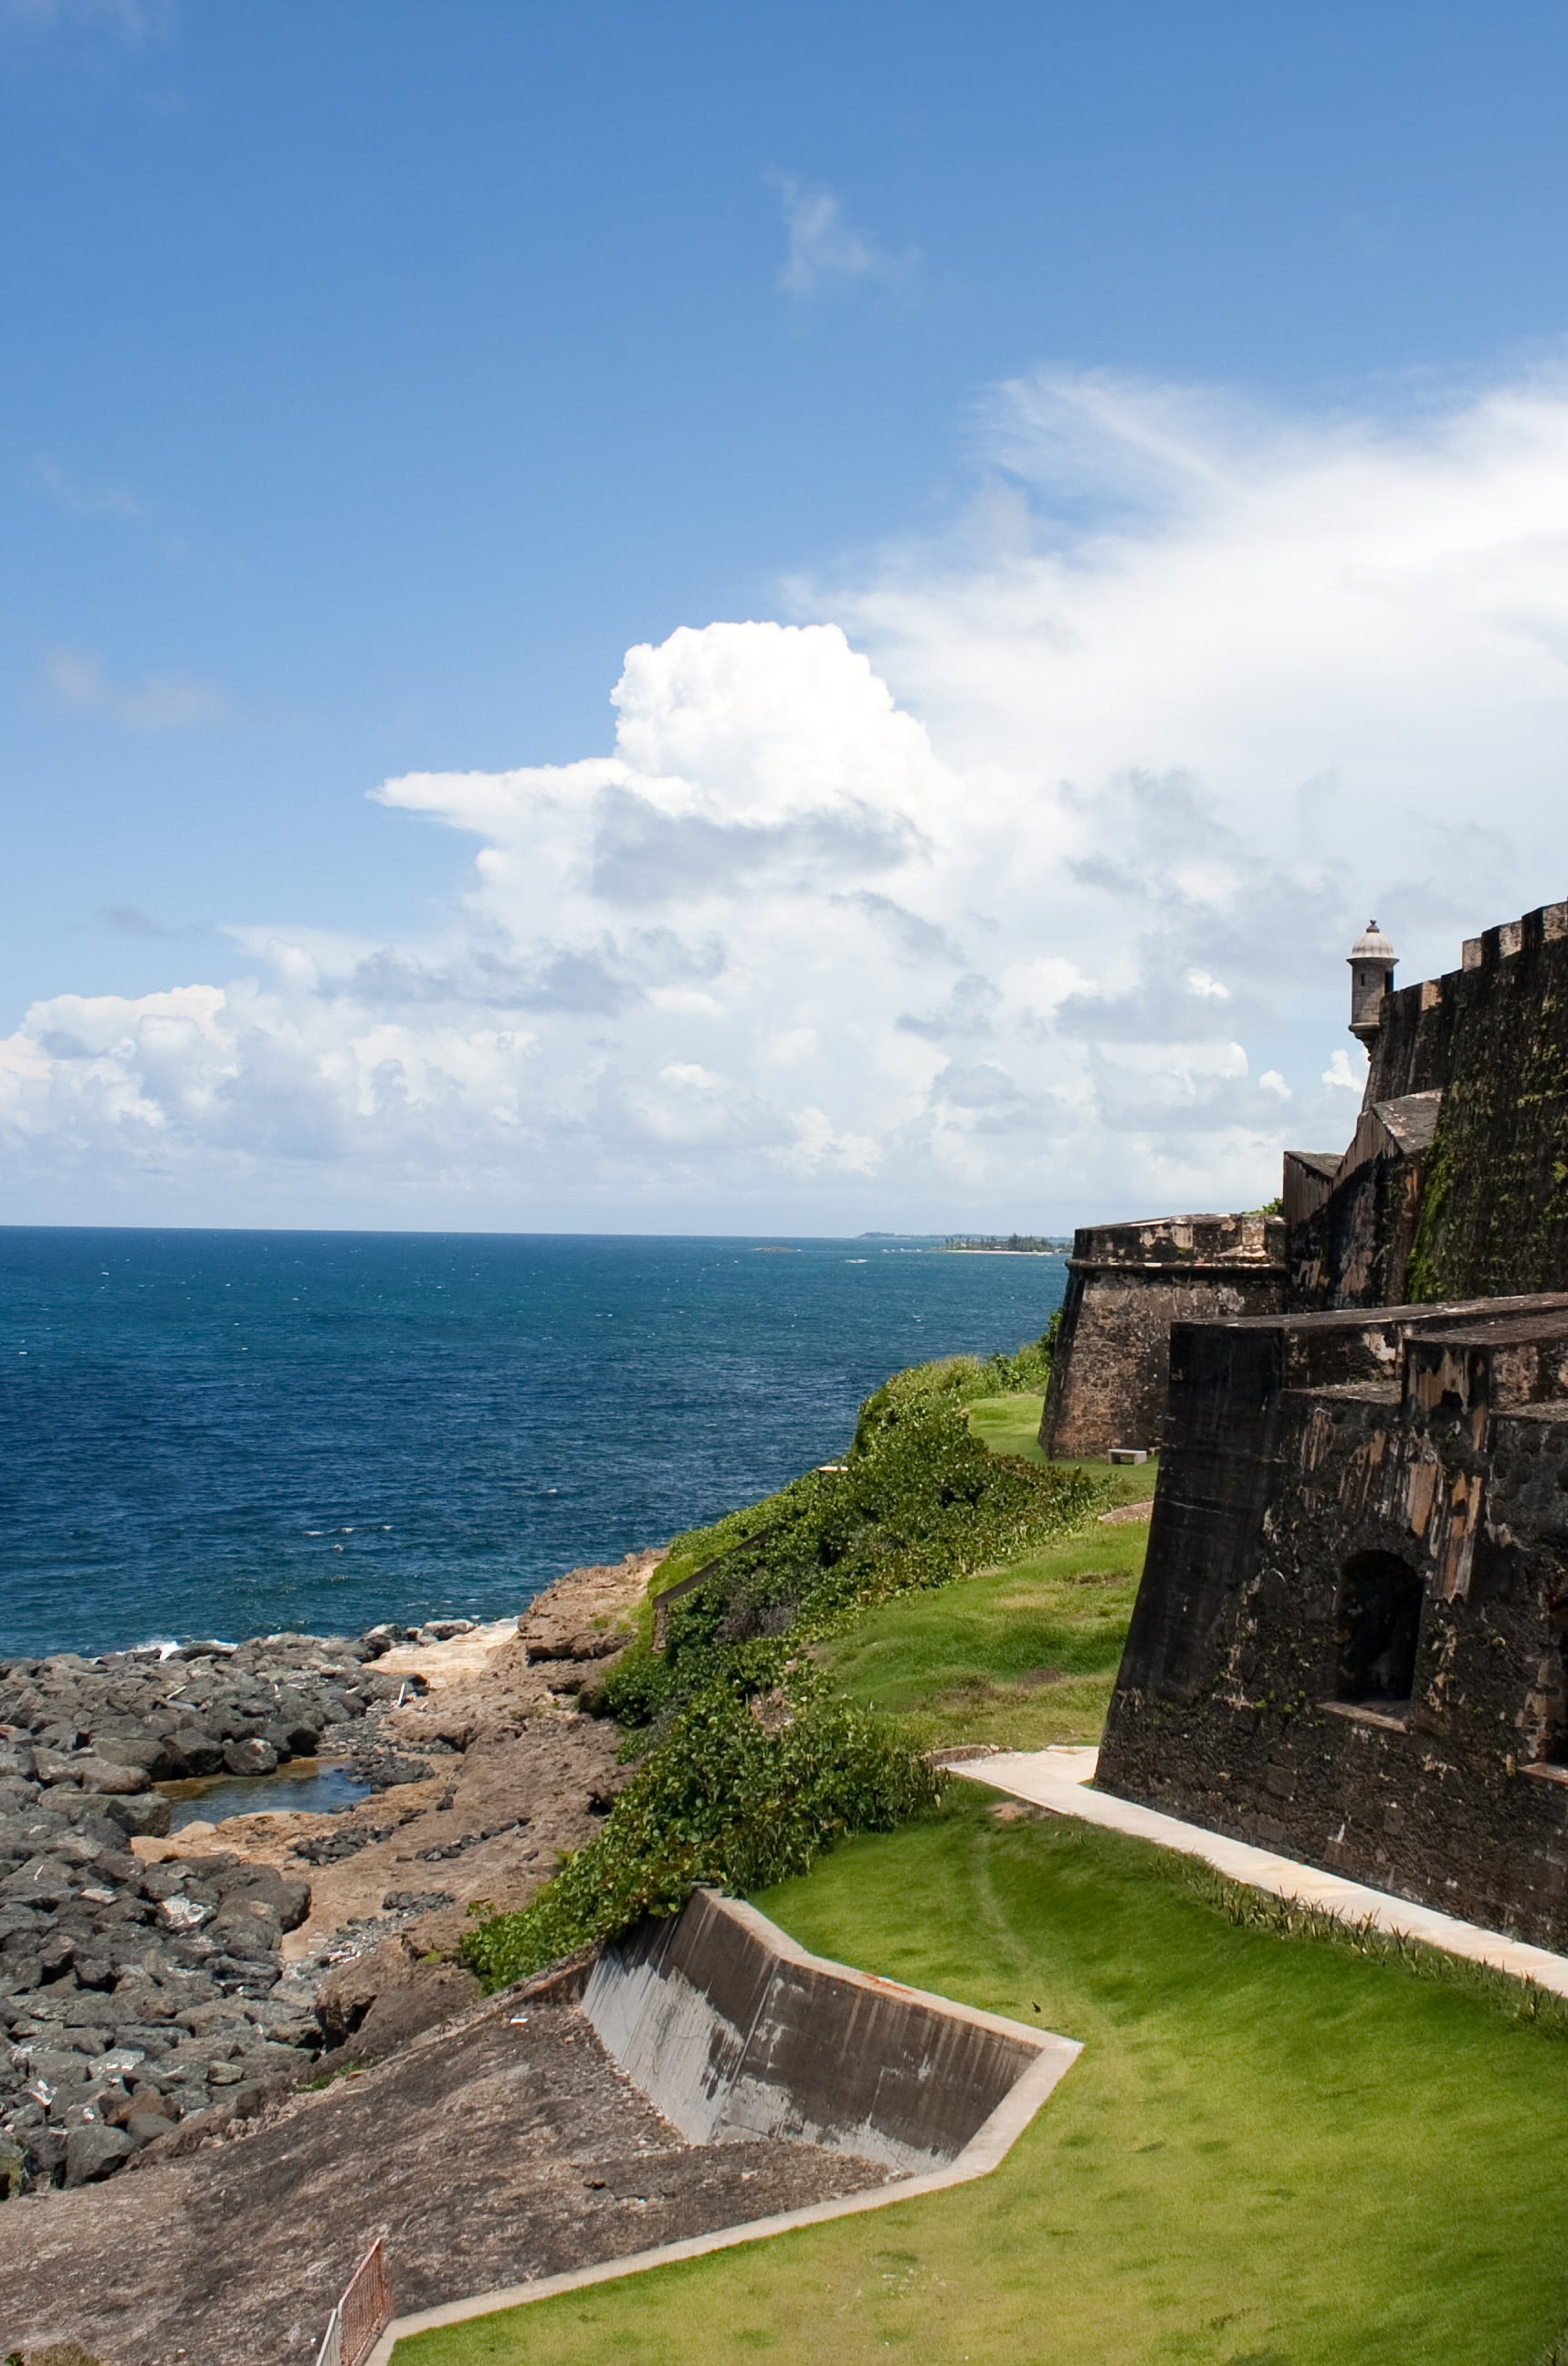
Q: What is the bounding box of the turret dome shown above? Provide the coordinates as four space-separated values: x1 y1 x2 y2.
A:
1349 920 1395 964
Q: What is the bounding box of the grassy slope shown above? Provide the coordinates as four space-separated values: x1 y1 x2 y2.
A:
396 1404 1568 2364
818 1515 1145 1752
819 1399 1156 1753
399 1791 1568 2366
965 1389 1054 1461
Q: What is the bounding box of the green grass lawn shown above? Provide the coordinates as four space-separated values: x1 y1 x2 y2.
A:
395 1788 1568 2366
966 1388 1053 1460
963 1393 1158 1499
817 1513 1148 1752
810 1398 1157 1754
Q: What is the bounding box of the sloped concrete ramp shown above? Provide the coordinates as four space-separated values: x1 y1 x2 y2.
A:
583 1887 1054 2171
370 1889 1079 2360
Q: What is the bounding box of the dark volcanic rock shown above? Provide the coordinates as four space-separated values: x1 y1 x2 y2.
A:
290 1823 392 1867
65 2121 136 2186
72 1755 152 1796
89 1732 166 1775
0 1615 517 2198
0 1777 323 2192
104 1793 173 1840
166 1727 226 1776
222 1738 279 1778
351 1747 433 1791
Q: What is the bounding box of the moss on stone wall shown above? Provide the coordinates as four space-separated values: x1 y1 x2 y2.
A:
1404 938 1568 1301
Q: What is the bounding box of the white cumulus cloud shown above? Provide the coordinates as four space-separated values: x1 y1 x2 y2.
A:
9 366 1568 1229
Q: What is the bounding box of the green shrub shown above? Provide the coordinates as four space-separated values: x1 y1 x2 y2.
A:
459 1678 942 1987
849 1320 1060 1444
463 1328 1100 1989
602 1332 1100 1735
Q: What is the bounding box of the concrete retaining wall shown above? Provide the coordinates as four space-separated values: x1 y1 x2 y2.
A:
370 1894 1080 2359
582 1887 1066 2173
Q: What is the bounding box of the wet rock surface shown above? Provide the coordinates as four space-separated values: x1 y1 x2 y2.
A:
0 1630 389 2196
0 1990 893 2366
0 1830 331 2175
1 1625 416 1798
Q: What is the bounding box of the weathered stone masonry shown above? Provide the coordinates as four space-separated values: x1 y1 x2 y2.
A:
1047 900 1568 1457
1292 899 1568 1309
1037 1213 1285 1459
1098 1293 1568 1947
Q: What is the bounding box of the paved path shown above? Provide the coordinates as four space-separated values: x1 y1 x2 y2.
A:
952 1747 1568 1999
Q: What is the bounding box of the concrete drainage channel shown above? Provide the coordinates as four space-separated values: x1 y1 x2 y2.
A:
367 1888 1080 2361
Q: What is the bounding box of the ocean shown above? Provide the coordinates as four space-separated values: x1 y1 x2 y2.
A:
0 1229 1067 1660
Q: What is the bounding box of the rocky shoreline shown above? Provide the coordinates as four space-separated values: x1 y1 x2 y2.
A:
0 1968 891 2366
0 1551 658 2203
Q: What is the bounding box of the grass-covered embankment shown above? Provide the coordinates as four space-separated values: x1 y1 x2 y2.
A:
822 1385 1156 1753
405 1785 1568 2366
821 1504 1147 1755
460 1334 1109 1988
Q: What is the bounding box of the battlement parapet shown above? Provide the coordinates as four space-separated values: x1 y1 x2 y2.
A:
1068 1212 1283 1274
1039 1212 1285 1459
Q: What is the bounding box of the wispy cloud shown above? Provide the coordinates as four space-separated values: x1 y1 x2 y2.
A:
1322 1049 1365 1092
97 903 203 939
2 0 171 37
34 456 144 520
44 647 231 731
770 174 917 300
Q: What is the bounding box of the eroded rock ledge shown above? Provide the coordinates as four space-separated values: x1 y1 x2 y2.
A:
0 1551 658 2200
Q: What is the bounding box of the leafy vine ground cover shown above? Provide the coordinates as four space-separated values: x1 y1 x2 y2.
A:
460 1332 1108 1987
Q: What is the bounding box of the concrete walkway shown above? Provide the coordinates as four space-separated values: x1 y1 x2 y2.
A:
952 1746 1568 2000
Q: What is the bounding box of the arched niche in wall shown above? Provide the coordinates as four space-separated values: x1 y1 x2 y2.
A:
1334 1551 1423 1706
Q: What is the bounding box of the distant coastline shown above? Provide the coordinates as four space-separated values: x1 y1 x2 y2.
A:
940 1235 1071 1257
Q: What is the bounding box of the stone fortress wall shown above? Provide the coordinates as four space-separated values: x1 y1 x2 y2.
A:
1291 899 1568 1309
1037 1214 1285 1458
1097 1291 1568 1946
1045 896 1568 1449
1086 896 1568 1941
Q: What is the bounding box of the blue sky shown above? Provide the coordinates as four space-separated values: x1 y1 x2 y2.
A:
7 1 1568 1230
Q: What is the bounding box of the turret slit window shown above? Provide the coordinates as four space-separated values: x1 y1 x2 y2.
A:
1334 1551 1422 1706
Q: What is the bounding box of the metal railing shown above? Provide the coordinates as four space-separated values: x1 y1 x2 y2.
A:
315 2236 391 2366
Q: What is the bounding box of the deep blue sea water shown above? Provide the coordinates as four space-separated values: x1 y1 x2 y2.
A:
0 1230 1067 1659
